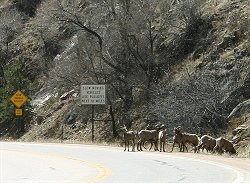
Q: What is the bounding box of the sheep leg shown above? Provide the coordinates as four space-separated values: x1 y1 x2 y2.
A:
159 141 165 152
171 142 176 152
196 142 204 153
128 141 130 151
137 140 143 151
180 143 187 152
183 143 188 152
162 142 166 152
213 145 217 153
137 140 141 151
160 142 164 152
142 141 146 150
193 146 198 153
179 143 183 152
124 141 127 152
143 141 149 150
181 144 185 152
213 145 222 154
149 141 154 151
140 141 143 151
154 140 159 151
132 139 135 151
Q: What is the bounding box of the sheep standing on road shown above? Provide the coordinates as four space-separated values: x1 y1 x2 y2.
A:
171 132 187 152
137 124 162 151
143 124 166 151
120 125 136 152
195 135 216 153
158 125 167 152
137 130 159 151
213 137 237 155
172 127 199 152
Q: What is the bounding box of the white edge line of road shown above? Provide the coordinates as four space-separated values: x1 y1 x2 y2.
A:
148 153 248 183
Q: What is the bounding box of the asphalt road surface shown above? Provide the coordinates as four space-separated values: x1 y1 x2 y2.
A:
0 142 249 183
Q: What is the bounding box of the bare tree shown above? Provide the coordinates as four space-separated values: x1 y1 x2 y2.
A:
116 0 173 98
0 7 24 83
0 7 23 57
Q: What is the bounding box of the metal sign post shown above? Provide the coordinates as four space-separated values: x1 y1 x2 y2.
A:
91 105 94 142
81 85 106 143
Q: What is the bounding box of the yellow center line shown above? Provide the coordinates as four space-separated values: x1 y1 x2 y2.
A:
0 149 112 183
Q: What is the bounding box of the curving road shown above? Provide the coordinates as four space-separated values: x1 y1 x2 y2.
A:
0 142 249 183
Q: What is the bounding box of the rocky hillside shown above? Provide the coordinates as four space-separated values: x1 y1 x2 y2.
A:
0 0 249 155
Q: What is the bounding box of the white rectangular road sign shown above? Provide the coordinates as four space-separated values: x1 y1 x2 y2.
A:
81 85 106 105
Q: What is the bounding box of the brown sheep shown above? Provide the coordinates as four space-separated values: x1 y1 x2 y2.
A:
195 135 216 153
120 125 136 152
173 127 199 152
158 125 167 152
213 137 237 155
137 124 163 151
137 129 159 151
171 132 187 152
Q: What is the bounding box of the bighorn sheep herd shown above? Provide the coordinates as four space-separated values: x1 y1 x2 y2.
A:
120 124 237 155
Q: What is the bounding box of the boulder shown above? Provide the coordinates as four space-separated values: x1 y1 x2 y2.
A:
228 99 250 119
232 124 248 136
35 115 44 125
64 106 79 124
232 123 250 144
60 89 75 101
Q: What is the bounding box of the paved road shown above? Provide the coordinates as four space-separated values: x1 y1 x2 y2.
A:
0 142 249 183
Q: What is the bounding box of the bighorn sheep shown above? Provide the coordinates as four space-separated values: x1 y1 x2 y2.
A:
213 137 237 155
120 125 136 152
144 124 167 151
172 127 199 152
195 135 216 153
137 130 159 151
137 124 162 151
171 132 187 152
158 125 167 152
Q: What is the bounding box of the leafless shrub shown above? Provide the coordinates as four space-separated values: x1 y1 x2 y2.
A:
149 70 230 135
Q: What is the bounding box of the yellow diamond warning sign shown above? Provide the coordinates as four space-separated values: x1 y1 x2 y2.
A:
10 90 28 108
